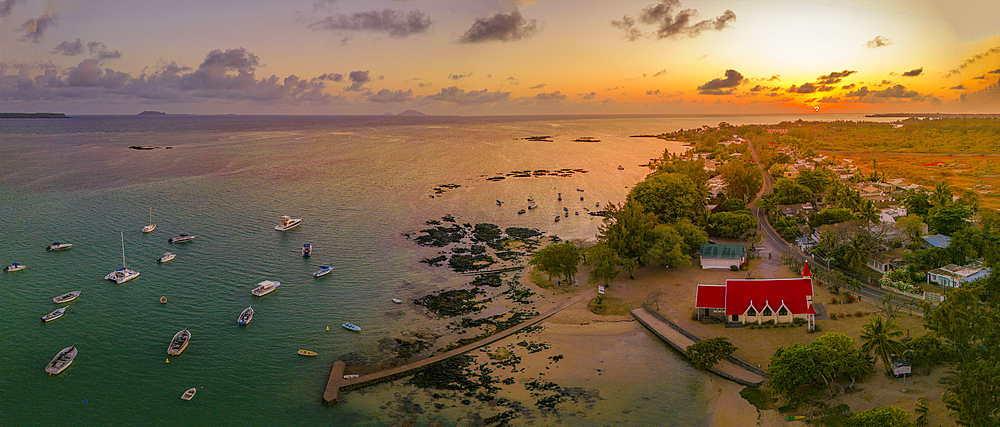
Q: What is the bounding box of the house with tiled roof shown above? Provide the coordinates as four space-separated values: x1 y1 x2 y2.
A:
696 263 817 330
699 243 746 270
927 261 990 288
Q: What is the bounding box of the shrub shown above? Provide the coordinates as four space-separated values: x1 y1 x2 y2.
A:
830 313 838 319
831 298 839 304
855 311 864 317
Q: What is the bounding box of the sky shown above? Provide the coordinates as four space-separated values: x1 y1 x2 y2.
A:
0 0 998 115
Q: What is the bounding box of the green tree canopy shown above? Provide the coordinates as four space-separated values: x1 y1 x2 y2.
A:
643 223 690 268
769 333 871 402
845 406 910 427
629 172 706 224
718 160 763 203
904 190 932 217
585 242 620 286
529 242 580 285
707 211 758 239
809 207 855 228
714 198 747 213
771 177 814 205
685 337 737 370
599 200 659 278
859 316 905 375
795 168 833 194
927 203 973 235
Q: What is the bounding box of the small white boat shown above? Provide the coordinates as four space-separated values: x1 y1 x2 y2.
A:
298 350 318 356
528 202 538 209
301 243 312 257
46 242 73 251
391 298 403 304
4 262 25 272
342 323 361 332
274 215 302 231
343 374 360 379
251 280 280 297
45 345 78 375
237 306 254 325
106 232 139 284
167 329 191 355
160 296 168 304
42 307 66 322
53 291 81 304
181 388 196 400
143 207 156 233
158 252 176 263
312 265 335 278
168 234 196 243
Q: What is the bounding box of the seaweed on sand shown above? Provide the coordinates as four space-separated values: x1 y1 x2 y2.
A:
414 288 486 317
448 254 496 272
472 223 503 244
470 273 503 288
414 225 466 247
420 255 447 266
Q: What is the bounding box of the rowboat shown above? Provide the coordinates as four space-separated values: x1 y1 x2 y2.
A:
41 308 66 322
181 388 196 400
312 265 335 278
237 306 254 325
297 350 318 356
45 345 78 375
167 329 191 355
52 291 81 304
342 323 361 332
785 415 805 421
391 298 403 304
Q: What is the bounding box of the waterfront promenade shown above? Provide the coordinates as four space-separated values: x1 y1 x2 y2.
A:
631 305 767 386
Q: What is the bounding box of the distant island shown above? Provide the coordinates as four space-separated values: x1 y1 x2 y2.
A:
397 110 427 116
138 111 167 116
866 112 1000 118
0 113 68 119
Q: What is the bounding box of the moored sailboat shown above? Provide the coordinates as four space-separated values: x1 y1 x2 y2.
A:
105 232 139 284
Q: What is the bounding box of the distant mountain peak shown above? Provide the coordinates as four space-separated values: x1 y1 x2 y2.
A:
138 111 167 116
397 110 426 116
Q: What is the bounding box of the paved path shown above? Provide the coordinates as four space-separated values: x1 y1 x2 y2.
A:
323 295 585 405
631 307 767 386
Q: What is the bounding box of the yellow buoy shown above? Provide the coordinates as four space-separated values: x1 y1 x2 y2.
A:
326 326 329 331
165 359 169 363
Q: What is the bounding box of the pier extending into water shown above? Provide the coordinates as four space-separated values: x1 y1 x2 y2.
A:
322 295 584 405
631 304 767 387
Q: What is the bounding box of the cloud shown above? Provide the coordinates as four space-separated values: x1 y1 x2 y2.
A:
787 83 817 94
18 14 56 42
901 67 923 77
88 42 121 62
844 84 935 103
581 92 596 100
989 68 1000 74
950 84 965 90
347 70 370 91
458 10 539 43
815 70 856 85
367 88 413 103
448 72 472 80
532 91 566 101
0 0 21 17
959 76 1000 109
945 46 1000 77
819 97 839 103
426 86 510 105
841 83 855 90
696 69 743 95
317 73 344 82
528 83 546 89
973 74 987 80
647 89 661 95
51 39 84 56
611 0 735 41
749 85 763 92
865 35 891 48
308 8 431 38
652 69 667 77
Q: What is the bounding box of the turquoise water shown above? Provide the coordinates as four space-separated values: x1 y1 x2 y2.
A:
0 114 869 425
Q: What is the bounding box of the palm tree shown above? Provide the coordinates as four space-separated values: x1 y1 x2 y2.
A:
843 235 869 269
860 316 906 375
930 181 953 208
857 199 881 225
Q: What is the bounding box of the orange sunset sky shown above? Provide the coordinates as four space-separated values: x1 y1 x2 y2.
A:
1 0 998 115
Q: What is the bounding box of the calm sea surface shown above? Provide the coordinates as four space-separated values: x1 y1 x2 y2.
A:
0 113 871 425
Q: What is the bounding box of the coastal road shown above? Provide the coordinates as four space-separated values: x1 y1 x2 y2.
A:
745 139 924 314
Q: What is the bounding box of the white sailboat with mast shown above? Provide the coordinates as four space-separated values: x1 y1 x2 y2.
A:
105 232 140 284
143 207 156 233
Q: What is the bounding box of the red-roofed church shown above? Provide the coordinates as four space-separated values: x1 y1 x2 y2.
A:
695 261 816 330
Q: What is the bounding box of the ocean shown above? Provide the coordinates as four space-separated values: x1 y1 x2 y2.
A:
0 113 872 425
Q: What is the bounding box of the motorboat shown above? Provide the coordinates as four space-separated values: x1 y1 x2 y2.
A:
158 252 176 263
41 307 66 322
313 265 335 278
391 298 403 304
237 306 254 325
342 323 361 332
47 242 73 251
167 329 191 355
45 345 77 375
297 350 318 356
52 291 81 304
517 209 526 215
555 216 560 222
142 207 156 233
181 388 196 400
274 215 302 231
4 262 25 272
251 280 280 297
301 243 312 257
528 202 538 209
106 232 139 284
168 234 196 243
